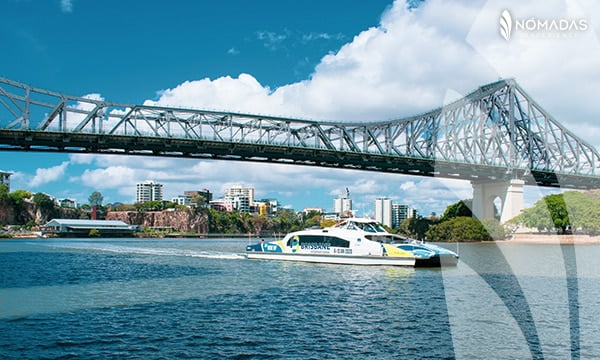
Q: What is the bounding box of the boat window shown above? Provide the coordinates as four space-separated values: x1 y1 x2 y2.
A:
372 223 387 233
287 235 350 248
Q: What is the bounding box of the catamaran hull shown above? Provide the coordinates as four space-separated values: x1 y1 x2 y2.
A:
246 252 415 266
414 254 459 267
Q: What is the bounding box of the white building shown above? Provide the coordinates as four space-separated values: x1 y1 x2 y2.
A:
375 197 392 227
224 185 254 212
171 195 189 206
57 198 77 208
334 194 352 217
392 204 417 228
303 207 323 214
136 180 163 203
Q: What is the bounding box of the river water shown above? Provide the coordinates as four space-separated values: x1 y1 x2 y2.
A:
0 238 598 359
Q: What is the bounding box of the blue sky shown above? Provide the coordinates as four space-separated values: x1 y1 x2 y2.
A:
2 0 600 216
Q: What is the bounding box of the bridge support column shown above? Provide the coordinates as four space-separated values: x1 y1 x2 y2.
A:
472 179 524 224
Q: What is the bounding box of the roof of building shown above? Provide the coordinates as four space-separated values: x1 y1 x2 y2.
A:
45 219 130 228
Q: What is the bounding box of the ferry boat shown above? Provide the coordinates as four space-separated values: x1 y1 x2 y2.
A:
245 218 415 266
246 218 458 267
349 219 459 267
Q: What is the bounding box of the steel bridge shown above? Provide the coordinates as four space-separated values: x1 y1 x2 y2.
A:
1 77 599 190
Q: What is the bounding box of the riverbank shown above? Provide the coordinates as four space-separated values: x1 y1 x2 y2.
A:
507 233 600 244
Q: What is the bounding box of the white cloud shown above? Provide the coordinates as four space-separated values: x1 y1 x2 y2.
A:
302 32 346 42
400 181 416 191
60 0 73 13
256 30 288 50
29 161 69 187
78 166 136 190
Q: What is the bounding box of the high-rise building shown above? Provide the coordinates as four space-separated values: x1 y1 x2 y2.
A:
334 194 352 217
136 180 163 203
375 197 392 227
224 185 254 212
0 171 12 192
392 203 417 228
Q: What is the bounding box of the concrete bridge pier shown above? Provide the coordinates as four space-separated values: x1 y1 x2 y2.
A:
472 179 525 224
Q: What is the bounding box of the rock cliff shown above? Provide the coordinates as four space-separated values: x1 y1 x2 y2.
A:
0 199 81 225
106 209 209 233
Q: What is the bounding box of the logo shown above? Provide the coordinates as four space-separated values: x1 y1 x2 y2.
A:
499 10 513 41
499 9 588 41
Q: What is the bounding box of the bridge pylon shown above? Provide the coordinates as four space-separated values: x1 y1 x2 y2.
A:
472 179 524 224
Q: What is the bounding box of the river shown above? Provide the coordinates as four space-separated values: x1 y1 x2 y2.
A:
0 238 598 359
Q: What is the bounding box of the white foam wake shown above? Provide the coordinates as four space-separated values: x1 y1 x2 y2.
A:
45 242 246 260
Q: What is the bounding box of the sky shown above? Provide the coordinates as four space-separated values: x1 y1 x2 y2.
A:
1 0 600 216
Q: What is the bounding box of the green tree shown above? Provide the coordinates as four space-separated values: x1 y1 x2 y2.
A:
190 194 207 208
440 199 473 221
33 193 54 210
0 184 8 200
8 189 32 207
513 191 600 235
480 218 506 240
88 191 104 207
32 192 56 224
399 217 434 240
135 200 164 212
426 217 492 242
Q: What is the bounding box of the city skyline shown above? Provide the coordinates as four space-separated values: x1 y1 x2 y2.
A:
2 0 599 216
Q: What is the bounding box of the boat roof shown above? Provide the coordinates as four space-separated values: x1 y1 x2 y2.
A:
338 218 378 223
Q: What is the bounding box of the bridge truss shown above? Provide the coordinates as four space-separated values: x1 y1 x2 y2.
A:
0 77 599 188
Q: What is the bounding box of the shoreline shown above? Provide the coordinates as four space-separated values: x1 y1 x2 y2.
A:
503 233 600 245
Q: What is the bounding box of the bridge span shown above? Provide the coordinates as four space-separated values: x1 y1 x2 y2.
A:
1 77 599 221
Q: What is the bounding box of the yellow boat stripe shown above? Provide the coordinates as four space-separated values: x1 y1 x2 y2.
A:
383 244 414 258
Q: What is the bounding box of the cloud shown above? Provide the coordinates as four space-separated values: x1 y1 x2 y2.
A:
60 0 73 13
400 181 416 191
256 30 288 50
29 161 69 187
227 47 240 55
302 32 346 42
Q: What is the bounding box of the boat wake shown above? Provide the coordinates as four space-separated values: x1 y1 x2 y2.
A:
43 242 246 260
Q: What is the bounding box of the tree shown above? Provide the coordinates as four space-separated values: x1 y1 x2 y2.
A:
440 199 473 221
513 191 600 235
0 184 8 200
426 217 492 242
88 191 104 207
8 189 32 208
32 192 56 224
190 194 206 208
480 218 506 240
33 193 54 210
399 217 434 240
135 200 164 212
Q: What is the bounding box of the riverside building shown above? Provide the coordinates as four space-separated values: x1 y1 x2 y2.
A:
392 204 417 228
136 180 163 203
374 198 417 229
224 185 255 212
375 197 393 227
334 191 353 218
